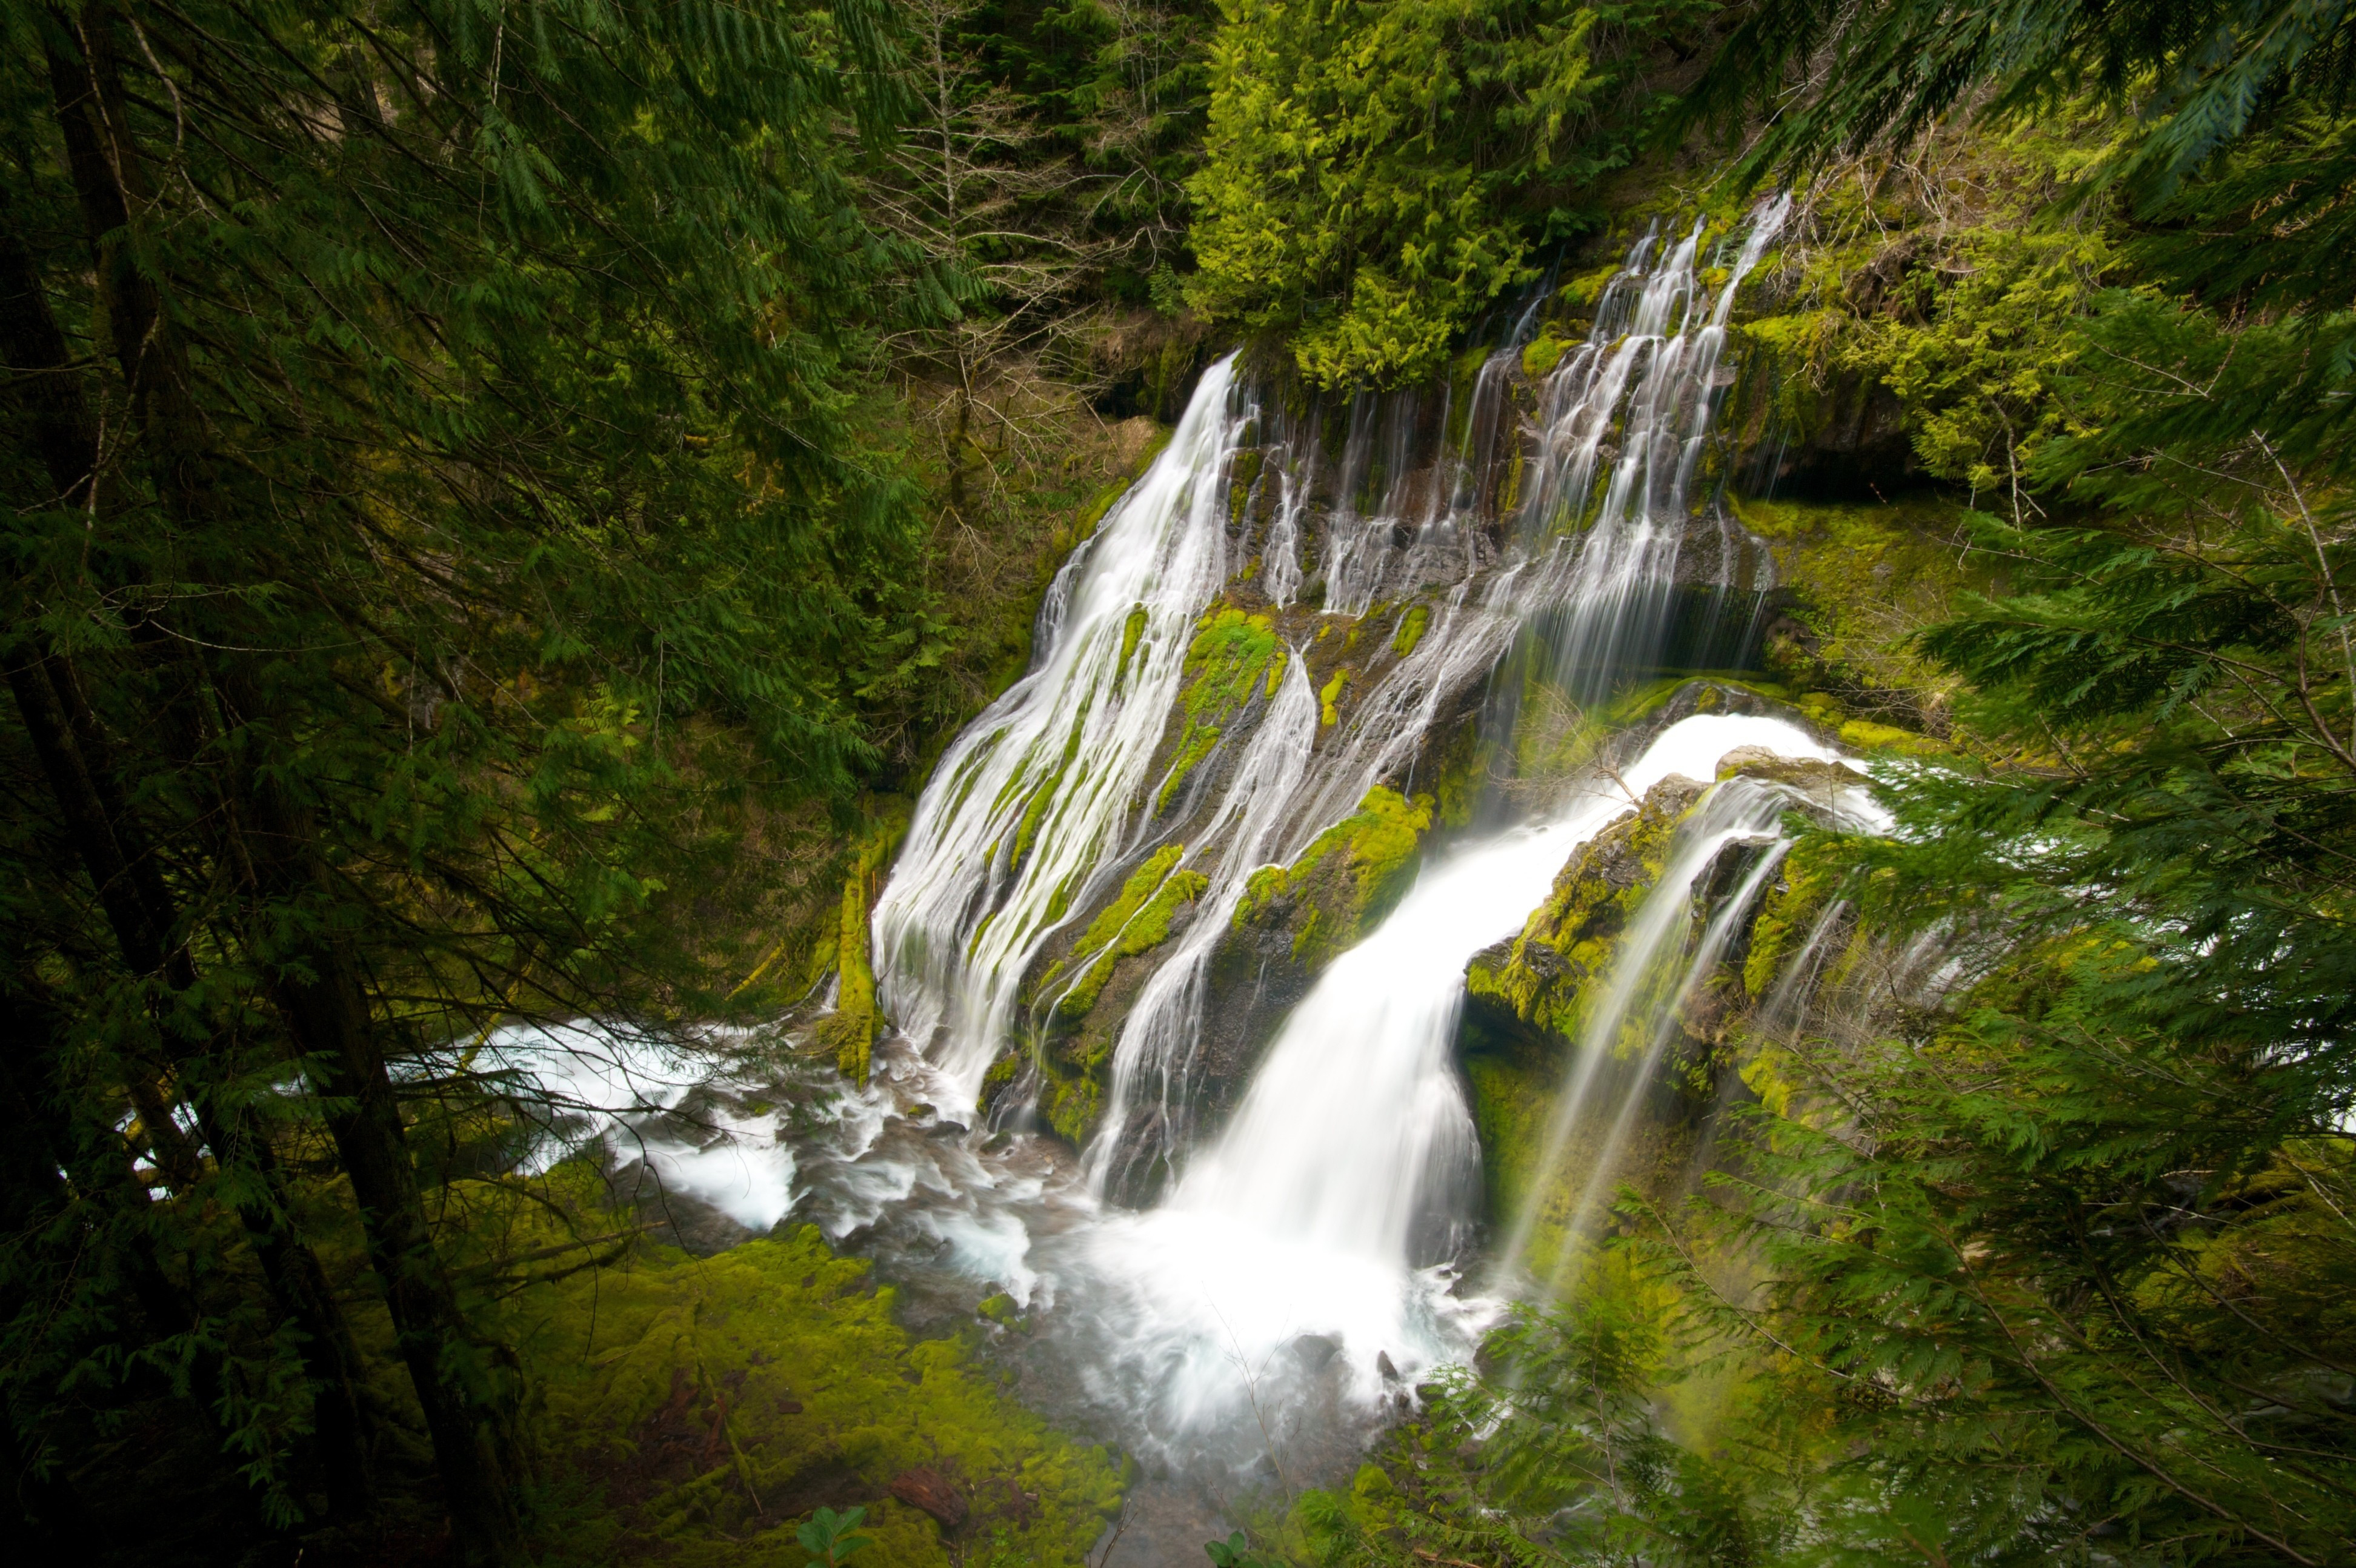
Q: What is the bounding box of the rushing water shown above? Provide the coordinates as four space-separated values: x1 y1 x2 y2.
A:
494 198 1857 1547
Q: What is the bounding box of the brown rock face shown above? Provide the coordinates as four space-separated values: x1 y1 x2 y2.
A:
1714 744 1868 792
890 1466 970 1528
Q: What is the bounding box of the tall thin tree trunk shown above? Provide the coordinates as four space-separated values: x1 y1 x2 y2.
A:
39 12 522 1558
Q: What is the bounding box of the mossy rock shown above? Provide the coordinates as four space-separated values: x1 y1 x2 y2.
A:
509 1224 1123 1567
995 844 1213 1148
814 808 911 1083
1231 785 1433 972
1152 604 1287 812
1731 491 1992 745
1463 774 1705 1049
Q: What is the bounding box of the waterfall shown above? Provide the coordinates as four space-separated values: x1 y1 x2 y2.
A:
807 194 1832 1469
1049 714 1845 1453
475 193 1936 1517
1068 198 1802 1184
872 356 1248 1116
1173 717 1836 1273
1082 653 1321 1188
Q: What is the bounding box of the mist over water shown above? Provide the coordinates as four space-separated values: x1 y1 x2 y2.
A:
495 198 1854 1529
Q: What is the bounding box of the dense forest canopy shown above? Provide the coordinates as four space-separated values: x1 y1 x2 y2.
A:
3 0 2355 1565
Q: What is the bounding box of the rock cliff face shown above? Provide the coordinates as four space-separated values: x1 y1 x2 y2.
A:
1466 773 1708 1051
1455 738 1869 1264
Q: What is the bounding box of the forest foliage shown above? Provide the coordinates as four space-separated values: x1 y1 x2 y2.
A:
1187 0 1710 386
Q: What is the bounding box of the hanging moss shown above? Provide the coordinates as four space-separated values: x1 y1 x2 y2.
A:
1459 1025 1559 1228
507 1224 1124 1568
1319 667 1350 726
1391 602 1430 657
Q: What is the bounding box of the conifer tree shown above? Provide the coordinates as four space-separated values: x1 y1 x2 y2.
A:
0 0 935 1557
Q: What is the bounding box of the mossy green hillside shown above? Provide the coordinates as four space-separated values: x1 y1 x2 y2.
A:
505 1222 1122 1567
1232 786 1432 971
1722 107 2121 487
1521 328 1570 380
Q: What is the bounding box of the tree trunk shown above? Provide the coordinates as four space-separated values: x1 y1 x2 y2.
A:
2 60 381 1527
39 12 524 1559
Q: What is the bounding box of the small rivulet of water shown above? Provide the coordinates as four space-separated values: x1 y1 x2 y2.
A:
494 194 1873 1545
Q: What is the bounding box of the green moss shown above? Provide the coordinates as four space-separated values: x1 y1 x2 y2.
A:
1731 492 1987 744
1150 605 1288 814
1061 847 1185 975
1155 723 1222 814
1183 605 1280 720
1742 839 1846 1000
1319 667 1350 726
1462 1040 1556 1233
1391 603 1430 657
1052 848 1209 1020
1561 262 1623 307
1520 330 1569 379
1231 786 1433 969
1837 717 1945 756
1039 1065 1105 1146
508 1226 1123 1567
977 1292 1019 1326
1463 780 1694 1048
1011 708 1091 869
815 812 908 1081
1418 722 1482 832
1114 603 1149 693
1263 643 1289 697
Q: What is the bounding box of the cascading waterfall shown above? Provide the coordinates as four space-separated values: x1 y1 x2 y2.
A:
502 194 1869 1518
1080 654 1321 1188
871 356 1248 1116
1072 197 1800 1188
1171 718 1839 1279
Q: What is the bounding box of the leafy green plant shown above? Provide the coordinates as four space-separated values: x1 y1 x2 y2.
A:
1205 1528 1284 1567
799 1506 875 1567
1188 0 1709 385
